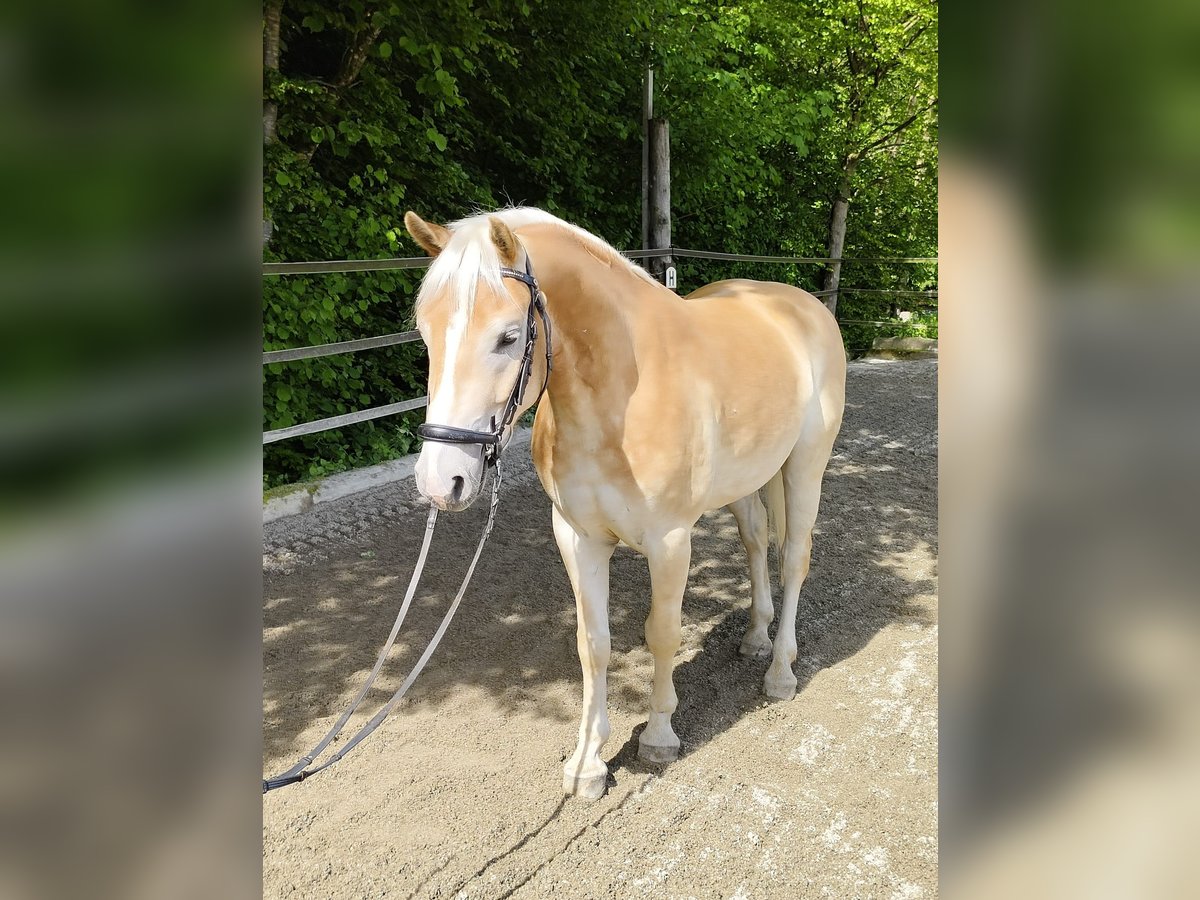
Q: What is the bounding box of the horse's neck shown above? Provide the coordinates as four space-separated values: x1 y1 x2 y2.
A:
527 234 651 424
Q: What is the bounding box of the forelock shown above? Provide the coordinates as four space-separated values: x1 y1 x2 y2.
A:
415 216 509 317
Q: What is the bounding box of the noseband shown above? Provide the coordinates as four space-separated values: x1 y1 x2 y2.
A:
416 257 552 465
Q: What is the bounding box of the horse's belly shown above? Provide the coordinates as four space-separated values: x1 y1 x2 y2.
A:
694 357 810 506
702 422 797 509
575 359 808 522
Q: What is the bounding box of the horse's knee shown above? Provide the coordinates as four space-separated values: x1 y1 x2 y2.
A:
734 500 769 555
577 627 611 663
781 534 812 580
645 607 681 657
745 530 769 561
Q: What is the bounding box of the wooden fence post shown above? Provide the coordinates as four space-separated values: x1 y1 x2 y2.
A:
648 117 671 281
641 66 653 254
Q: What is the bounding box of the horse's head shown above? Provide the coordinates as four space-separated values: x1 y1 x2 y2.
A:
405 211 540 511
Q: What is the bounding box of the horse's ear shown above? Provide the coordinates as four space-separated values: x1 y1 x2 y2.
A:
404 211 451 257
488 216 520 266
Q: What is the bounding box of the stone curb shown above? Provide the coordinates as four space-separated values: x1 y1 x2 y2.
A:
263 427 533 523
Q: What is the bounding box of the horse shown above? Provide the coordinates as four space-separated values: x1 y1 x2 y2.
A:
404 208 846 799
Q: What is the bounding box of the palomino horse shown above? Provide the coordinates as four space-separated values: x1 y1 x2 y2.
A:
405 208 845 799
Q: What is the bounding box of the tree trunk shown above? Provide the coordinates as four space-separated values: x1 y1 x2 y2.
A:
334 21 384 90
821 162 856 317
298 19 384 163
263 0 283 145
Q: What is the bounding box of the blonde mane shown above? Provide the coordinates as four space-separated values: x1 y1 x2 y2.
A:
416 207 655 314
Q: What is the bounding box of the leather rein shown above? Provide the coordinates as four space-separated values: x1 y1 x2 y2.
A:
416 256 552 465
263 255 552 794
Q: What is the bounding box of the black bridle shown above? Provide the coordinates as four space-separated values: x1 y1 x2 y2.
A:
416 257 552 465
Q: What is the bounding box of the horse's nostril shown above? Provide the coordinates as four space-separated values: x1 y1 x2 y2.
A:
450 476 465 503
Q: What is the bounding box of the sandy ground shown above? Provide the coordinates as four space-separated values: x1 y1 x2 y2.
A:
263 358 938 899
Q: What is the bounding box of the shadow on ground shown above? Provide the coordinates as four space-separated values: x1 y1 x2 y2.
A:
263 365 937 778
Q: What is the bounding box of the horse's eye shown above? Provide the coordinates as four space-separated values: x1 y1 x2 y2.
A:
497 330 520 350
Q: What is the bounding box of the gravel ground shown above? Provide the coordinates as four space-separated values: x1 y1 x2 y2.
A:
263 358 938 899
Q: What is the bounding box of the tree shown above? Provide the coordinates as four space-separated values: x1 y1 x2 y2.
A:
804 0 938 316
261 0 938 486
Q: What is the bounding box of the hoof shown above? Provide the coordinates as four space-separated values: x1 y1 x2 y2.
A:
739 634 772 658
563 771 608 800
764 670 798 701
637 737 681 764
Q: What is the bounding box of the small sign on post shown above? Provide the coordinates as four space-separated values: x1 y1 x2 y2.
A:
665 266 677 289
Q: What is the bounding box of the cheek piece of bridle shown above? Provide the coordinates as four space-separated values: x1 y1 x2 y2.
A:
415 256 553 466
262 257 552 795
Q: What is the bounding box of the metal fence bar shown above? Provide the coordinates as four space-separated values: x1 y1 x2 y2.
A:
261 248 939 444
263 330 421 365
262 248 938 277
839 288 938 296
263 396 429 445
262 249 667 276
838 319 940 326
670 248 938 264
257 288 926 367
263 257 433 275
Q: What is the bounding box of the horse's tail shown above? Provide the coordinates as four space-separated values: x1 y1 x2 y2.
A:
764 469 787 581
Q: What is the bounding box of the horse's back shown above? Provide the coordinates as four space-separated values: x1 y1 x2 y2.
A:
653 278 846 504
683 278 846 389
686 276 835 326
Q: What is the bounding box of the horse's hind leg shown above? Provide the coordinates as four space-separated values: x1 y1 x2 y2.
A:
637 525 692 764
765 454 829 700
728 493 774 658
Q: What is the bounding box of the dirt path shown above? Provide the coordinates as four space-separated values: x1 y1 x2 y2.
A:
263 359 938 899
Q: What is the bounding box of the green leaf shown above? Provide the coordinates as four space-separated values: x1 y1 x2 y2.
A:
261 0 937 490
275 384 292 402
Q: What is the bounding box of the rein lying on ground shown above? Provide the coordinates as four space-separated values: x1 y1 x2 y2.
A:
263 257 553 793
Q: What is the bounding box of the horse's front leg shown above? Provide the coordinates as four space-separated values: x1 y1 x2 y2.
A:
552 506 617 799
638 526 692 763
